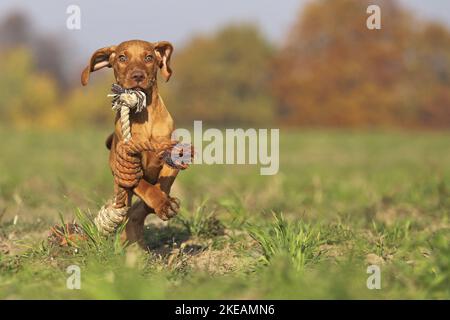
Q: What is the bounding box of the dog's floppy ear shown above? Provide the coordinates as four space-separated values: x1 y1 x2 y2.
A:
154 41 173 82
81 46 116 86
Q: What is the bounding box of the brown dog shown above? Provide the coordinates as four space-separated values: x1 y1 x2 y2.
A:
81 40 180 247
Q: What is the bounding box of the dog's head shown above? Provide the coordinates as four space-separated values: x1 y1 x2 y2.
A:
81 40 173 90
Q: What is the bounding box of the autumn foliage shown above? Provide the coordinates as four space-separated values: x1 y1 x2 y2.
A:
271 0 450 128
165 25 274 126
1 0 450 129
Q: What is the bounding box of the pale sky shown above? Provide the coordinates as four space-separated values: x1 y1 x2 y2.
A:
0 0 449 64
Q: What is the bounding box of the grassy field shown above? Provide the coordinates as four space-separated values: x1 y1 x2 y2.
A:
0 127 449 299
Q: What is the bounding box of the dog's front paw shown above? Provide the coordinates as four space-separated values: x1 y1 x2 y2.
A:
154 195 180 221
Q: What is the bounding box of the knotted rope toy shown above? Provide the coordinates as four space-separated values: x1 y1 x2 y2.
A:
94 84 193 235
109 84 146 142
94 84 148 234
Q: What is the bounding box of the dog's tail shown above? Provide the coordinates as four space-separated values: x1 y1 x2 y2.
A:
105 133 114 150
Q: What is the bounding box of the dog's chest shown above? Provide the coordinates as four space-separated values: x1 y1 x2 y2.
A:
125 106 173 141
130 121 153 142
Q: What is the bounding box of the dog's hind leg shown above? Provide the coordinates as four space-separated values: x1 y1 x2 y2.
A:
125 167 179 247
124 200 154 248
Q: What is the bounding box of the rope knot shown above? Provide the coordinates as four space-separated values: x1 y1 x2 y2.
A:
109 83 146 112
114 140 143 189
108 84 147 143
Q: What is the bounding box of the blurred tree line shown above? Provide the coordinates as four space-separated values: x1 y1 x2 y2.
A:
272 0 450 128
1 0 450 129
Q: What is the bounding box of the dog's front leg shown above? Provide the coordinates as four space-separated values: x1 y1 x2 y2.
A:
133 168 179 221
155 164 179 195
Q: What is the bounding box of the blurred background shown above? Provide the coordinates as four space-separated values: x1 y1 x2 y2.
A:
1 0 450 129
1 0 450 299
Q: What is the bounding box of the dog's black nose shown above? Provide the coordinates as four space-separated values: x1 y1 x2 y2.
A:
131 70 145 83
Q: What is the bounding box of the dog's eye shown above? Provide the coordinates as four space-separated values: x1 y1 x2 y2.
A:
118 55 127 62
144 55 154 63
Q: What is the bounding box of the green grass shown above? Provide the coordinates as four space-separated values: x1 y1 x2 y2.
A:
0 127 449 299
247 213 324 271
